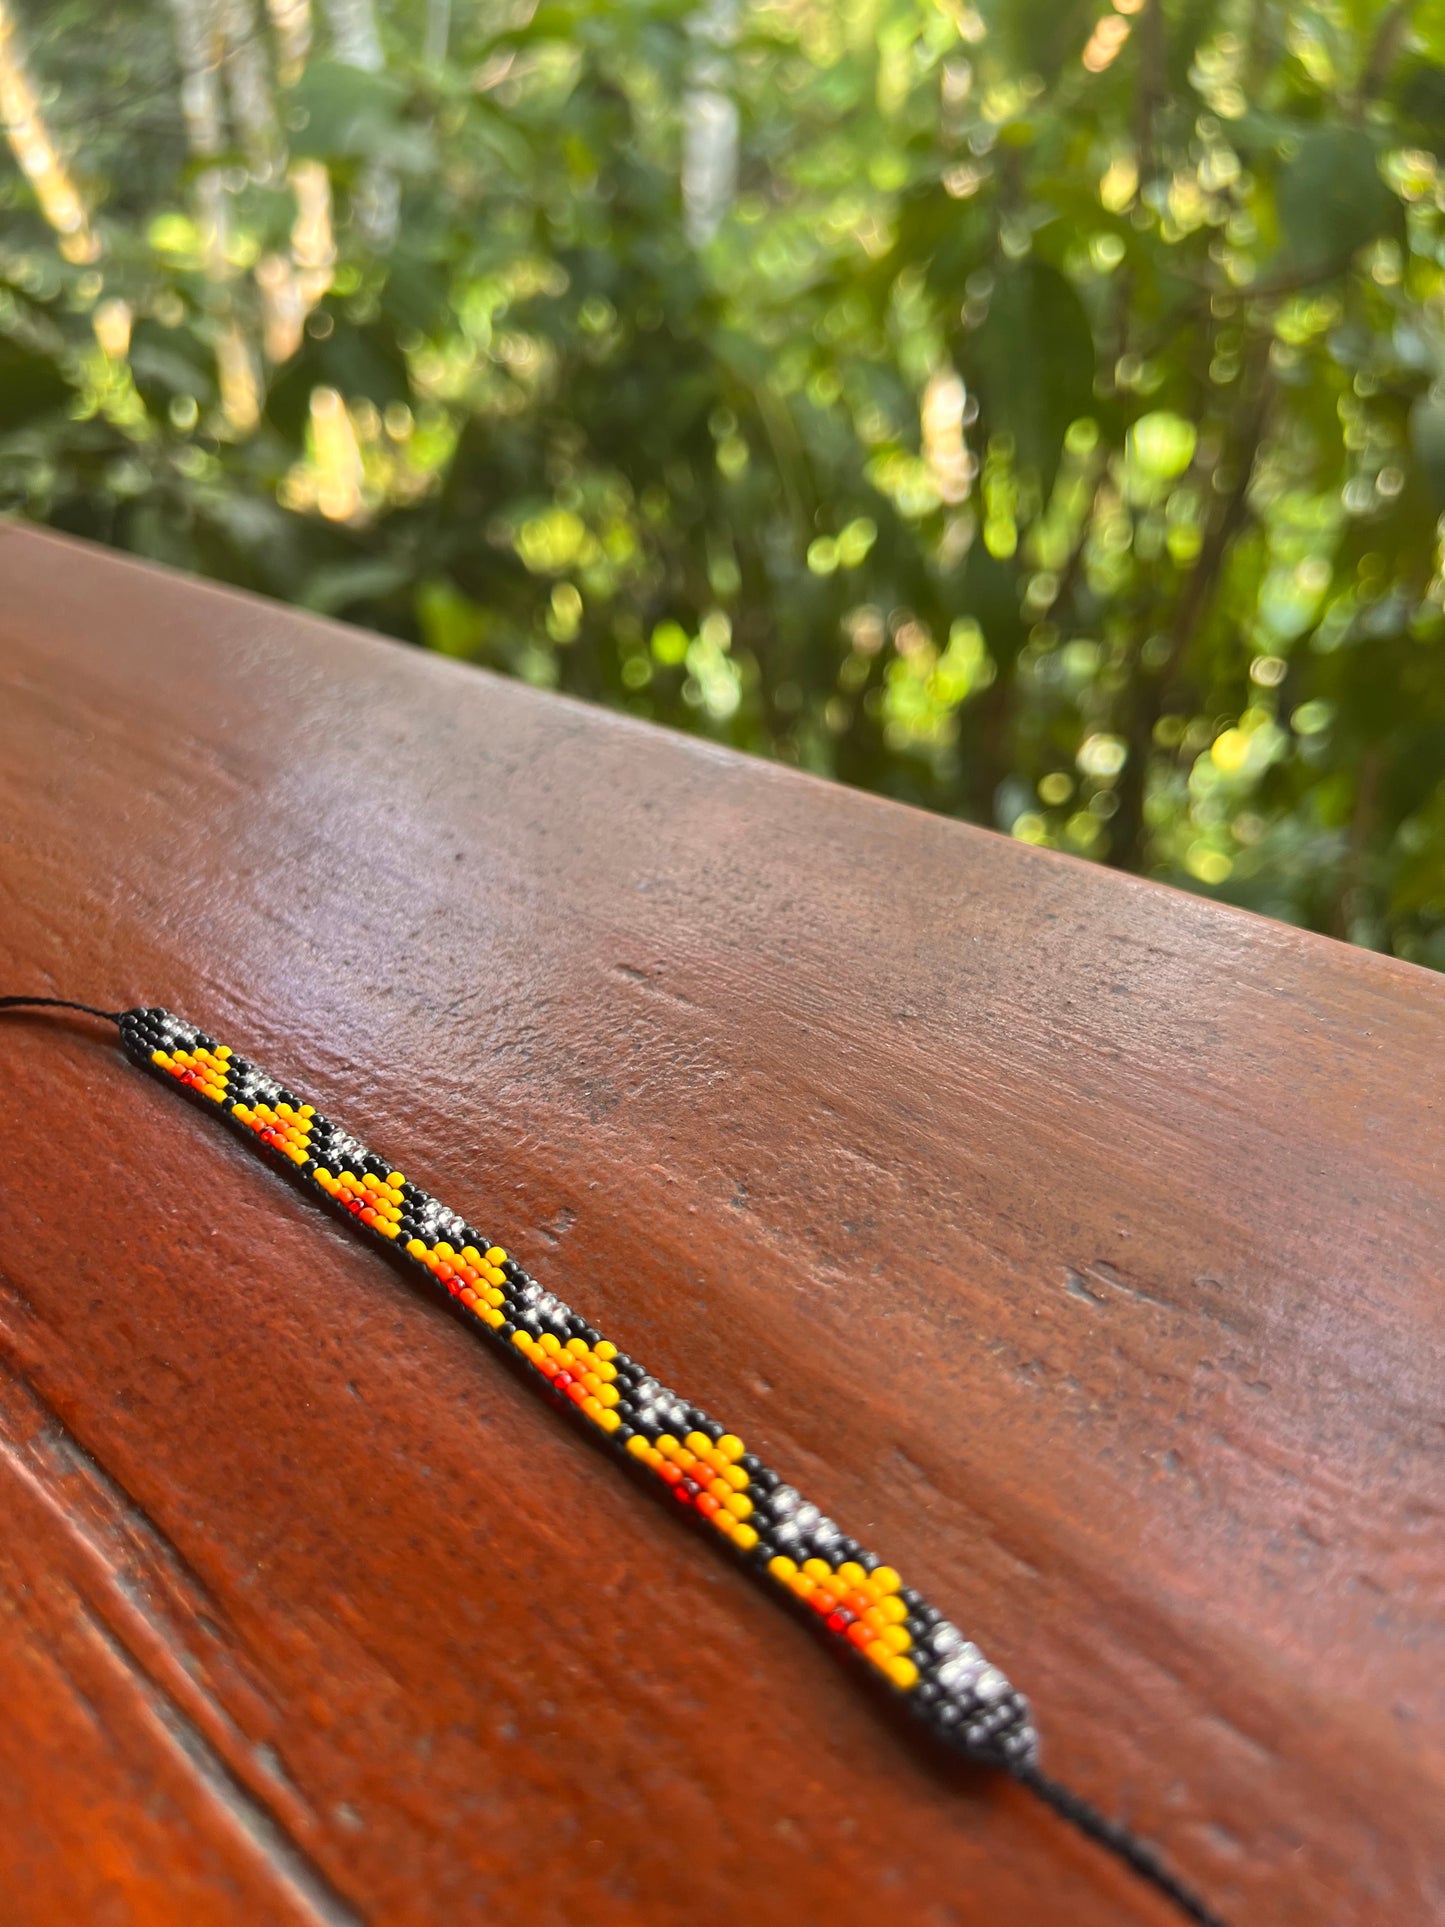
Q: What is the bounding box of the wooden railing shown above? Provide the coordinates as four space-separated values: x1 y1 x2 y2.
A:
0 524 1438 1925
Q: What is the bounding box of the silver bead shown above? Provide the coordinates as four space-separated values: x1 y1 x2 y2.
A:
936 1650 984 1691
769 1486 800 1517
974 1666 1009 1704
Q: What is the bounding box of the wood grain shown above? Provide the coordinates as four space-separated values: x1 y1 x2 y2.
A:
0 524 1440 1926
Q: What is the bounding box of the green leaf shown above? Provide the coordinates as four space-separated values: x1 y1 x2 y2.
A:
288 60 433 172
1410 394 1445 512
963 262 1096 497
127 317 218 416
980 0 1096 81
264 315 412 443
1276 128 1400 274
0 337 72 431
1393 61 1445 160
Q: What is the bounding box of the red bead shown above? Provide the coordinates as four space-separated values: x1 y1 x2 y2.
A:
846 1622 872 1650
657 1462 683 1485
696 1493 720 1517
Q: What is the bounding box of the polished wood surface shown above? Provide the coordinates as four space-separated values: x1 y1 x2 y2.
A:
0 525 1440 1926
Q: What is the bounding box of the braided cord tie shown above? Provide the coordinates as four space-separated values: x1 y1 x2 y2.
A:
2 997 1229 1927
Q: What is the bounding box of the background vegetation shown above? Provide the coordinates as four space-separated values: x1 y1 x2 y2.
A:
3 0 1445 964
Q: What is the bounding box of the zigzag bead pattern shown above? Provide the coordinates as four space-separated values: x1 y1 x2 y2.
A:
120 1004 1038 1770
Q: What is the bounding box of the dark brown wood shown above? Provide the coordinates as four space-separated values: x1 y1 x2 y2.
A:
0 524 1440 1927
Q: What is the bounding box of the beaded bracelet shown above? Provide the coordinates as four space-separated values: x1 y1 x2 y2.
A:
1 997 1228 1927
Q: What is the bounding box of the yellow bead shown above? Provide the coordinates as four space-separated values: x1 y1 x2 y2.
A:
386 1171 405 1187
627 1434 652 1458
878 1596 908 1625
721 1464 749 1490
539 1333 562 1355
215 1046 231 1059
594 1360 617 1382
802 1558 832 1581
655 1434 679 1457
685 1431 711 1456
406 1238 426 1257
594 1341 617 1361
767 1555 798 1580
598 1385 619 1408
865 1640 892 1670
598 1409 621 1433
791 1575 817 1600
485 1246 506 1264
566 1337 589 1358
871 1566 902 1594
150 1050 168 1065
886 1656 919 1690
733 1523 759 1551
716 1434 745 1461
723 1492 753 1520
879 1625 911 1655
583 1395 603 1417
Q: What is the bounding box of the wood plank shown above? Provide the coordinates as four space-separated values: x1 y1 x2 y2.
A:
0 524 1440 1925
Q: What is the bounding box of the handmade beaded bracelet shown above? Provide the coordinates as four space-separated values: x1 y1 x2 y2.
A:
0 997 1227 1927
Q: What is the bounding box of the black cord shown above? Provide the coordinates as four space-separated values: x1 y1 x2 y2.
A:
1012 1761 1229 1927
0 996 123 1023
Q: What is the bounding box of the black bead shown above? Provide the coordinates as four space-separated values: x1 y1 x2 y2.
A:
739 1454 763 1475
679 1478 700 1499
750 1467 779 1492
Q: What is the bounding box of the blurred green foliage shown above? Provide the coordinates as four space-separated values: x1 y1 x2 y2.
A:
4 0 1445 963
